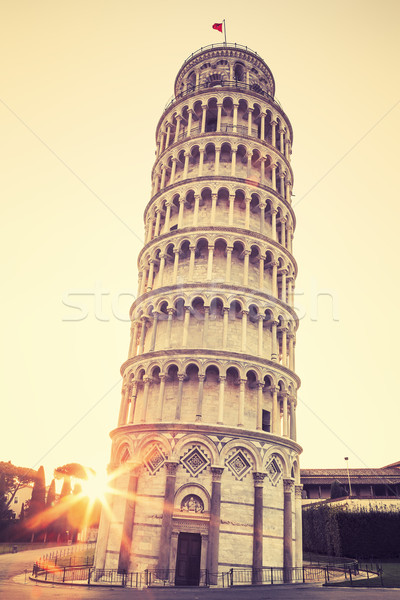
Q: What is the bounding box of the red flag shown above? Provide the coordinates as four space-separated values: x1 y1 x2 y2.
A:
212 23 223 33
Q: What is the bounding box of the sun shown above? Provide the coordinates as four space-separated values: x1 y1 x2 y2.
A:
80 469 109 503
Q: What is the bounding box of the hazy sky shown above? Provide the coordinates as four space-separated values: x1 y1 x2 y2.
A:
1 0 399 485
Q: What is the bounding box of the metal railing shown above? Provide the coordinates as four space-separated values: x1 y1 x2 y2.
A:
164 79 281 112
180 43 262 68
32 559 383 589
225 565 356 586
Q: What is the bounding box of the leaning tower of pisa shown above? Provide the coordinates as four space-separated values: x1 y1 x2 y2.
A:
95 43 302 586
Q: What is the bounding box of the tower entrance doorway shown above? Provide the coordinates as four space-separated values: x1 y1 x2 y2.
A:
175 532 201 586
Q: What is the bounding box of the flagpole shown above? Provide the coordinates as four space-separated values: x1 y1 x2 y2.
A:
223 19 227 44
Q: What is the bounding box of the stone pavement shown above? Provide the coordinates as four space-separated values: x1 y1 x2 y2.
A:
1 549 399 600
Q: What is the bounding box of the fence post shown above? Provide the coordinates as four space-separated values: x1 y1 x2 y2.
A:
349 568 352 586
87 567 91 585
302 566 305 583
63 567 66 583
379 566 384 587
230 568 233 587
271 566 274 584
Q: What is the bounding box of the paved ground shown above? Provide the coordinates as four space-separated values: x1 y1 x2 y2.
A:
0 548 399 600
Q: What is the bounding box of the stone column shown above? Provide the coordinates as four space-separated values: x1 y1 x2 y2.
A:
280 269 287 303
283 478 294 581
260 112 266 140
117 382 129 426
260 157 266 185
281 327 288 366
290 398 297 441
128 319 139 358
187 109 193 135
164 201 171 231
157 374 166 421
160 165 166 189
280 218 286 247
271 163 277 190
207 467 224 584
216 102 222 131
128 382 137 424
228 194 234 225
282 394 288 437
175 374 184 420
271 120 277 147
201 104 207 133
193 194 200 226
178 197 185 228
188 245 196 279
233 102 238 132
245 198 251 228
165 123 171 148
150 312 159 351
288 334 294 370
174 115 181 143
241 310 248 352
256 382 263 430
271 208 277 241
158 461 179 573
154 209 161 237
140 377 151 423
139 267 147 296
182 306 190 347
196 373 205 421
295 485 303 567
146 260 155 292
225 246 233 282
170 157 177 185
271 386 279 433
217 375 225 424
259 202 266 235
272 261 278 297
158 253 166 287
279 128 284 153
214 147 221 176
231 148 237 177
238 378 246 426
243 249 250 286
259 256 265 290
286 180 291 203
118 462 141 573
247 107 253 136
198 148 204 176
271 320 278 361
166 308 174 347
207 244 214 280
172 249 180 284
210 193 217 224
257 315 264 357
202 306 210 346
222 307 229 349
252 472 266 583
279 173 285 198
138 317 147 354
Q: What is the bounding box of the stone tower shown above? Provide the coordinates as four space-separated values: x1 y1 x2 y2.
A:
95 43 302 586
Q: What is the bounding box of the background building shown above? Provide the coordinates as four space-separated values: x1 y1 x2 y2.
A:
95 43 302 586
301 462 400 505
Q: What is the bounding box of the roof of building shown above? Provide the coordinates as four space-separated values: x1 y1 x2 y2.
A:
301 466 400 486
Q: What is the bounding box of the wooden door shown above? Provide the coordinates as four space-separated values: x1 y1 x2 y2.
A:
175 532 201 586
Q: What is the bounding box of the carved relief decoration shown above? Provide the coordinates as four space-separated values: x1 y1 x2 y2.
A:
226 449 252 481
143 444 166 476
265 454 283 486
180 445 210 477
180 494 204 513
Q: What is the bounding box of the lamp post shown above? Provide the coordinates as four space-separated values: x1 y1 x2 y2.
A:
344 457 352 497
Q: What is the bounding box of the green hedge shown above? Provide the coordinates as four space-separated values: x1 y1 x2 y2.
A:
303 504 400 559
